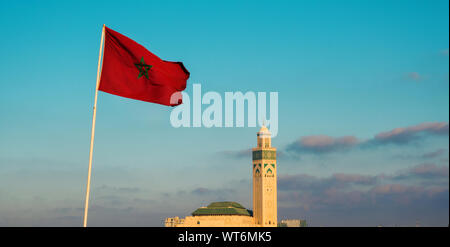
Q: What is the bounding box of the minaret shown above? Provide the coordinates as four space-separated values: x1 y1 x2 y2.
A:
252 125 277 227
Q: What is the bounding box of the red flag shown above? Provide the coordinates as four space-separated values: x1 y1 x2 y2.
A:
98 26 189 106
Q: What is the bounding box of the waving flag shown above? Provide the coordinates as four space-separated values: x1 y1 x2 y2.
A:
98 26 190 106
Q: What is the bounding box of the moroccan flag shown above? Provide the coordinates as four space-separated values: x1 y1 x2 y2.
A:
98 26 189 106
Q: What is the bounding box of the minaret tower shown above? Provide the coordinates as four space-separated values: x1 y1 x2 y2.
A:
252 125 277 227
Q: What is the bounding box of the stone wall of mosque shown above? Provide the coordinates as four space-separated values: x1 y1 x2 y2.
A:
165 215 259 227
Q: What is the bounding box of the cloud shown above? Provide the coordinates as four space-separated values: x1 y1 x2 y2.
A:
406 72 422 81
278 173 377 192
191 187 235 196
171 187 241 204
286 135 359 154
51 207 82 214
372 122 448 145
96 184 141 193
393 163 449 181
277 165 449 226
220 148 287 159
219 148 252 159
278 163 449 201
286 122 449 154
392 148 448 161
421 149 447 159
410 163 449 177
332 173 377 185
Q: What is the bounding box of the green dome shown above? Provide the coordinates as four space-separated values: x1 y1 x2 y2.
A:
192 201 252 216
207 201 245 209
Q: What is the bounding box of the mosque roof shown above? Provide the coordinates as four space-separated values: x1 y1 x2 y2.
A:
191 201 253 216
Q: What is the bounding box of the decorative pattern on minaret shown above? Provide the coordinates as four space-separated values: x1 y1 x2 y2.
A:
252 125 278 227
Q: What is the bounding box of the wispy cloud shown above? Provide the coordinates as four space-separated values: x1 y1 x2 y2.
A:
421 149 447 159
372 122 448 145
392 148 448 161
286 135 359 154
406 72 422 81
190 187 236 197
96 184 141 193
218 148 252 159
392 163 449 181
278 173 377 192
286 122 449 154
219 148 287 159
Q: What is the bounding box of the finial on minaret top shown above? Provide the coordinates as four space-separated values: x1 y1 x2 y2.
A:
257 124 271 140
259 125 269 133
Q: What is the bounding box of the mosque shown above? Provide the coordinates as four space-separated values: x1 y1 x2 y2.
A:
165 126 277 227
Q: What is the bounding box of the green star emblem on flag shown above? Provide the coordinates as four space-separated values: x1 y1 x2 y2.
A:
134 56 152 79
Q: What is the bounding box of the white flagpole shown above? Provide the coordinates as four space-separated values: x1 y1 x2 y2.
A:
83 24 105 227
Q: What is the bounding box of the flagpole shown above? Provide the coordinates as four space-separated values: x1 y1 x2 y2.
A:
83 24 105 227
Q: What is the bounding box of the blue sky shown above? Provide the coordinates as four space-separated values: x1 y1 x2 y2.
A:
0 0 448 226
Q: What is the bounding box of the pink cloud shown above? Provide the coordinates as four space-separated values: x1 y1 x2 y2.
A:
301 135 358 148
374 122 448 144
407 72 422 81
287 135 359 153
410 163 449 177
332 173 376 185
287 122 448 154
371 184 413 195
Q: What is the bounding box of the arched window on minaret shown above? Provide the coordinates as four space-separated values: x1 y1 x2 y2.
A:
252 125 277 227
